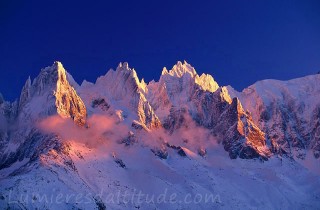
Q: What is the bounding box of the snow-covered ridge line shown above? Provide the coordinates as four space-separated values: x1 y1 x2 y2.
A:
0 61 320 210
2 60 320 160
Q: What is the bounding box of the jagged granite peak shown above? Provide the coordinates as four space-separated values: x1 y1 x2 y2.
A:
195 73 219 92
96 62 144 99
32 61 65 95
116 62 142 88
215 97 271 159
162 60 219 92
139 78 147 93
54 62 87 126
159 61 219 96
18 76 32 110
161 67 169 75
216 86 232 104
147 62 221 125
0 62 86 177
162 60 197 78
17 61 87 126
90 62 161 129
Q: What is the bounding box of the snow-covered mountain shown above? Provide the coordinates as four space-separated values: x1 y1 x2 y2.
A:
227 74 320 159
0 61 319 209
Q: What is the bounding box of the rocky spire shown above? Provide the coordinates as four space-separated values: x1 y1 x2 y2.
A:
17 61 87 126
162 60 197 78
159 61 219 93
18 76 32 110
53 61 87 126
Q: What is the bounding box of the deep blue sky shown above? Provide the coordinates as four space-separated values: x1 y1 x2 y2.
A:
1 0 320 101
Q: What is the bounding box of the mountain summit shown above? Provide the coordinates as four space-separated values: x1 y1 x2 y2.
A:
16 61 86 126
54 61 87 126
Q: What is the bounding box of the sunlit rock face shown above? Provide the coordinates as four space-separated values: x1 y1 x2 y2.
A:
16 61 87 126
54 62 87 126
159 60 219 93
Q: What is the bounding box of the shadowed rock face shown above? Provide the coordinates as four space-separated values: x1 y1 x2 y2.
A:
227 74 320 159
94 62 161 129
0 129 60 171
91 98 110 111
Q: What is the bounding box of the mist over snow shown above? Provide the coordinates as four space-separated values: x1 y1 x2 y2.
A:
38 114 129 147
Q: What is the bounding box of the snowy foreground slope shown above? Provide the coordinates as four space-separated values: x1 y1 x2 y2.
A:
0 61 319 209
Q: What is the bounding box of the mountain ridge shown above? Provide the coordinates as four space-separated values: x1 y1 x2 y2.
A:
1 60 320 159
0 61 319 209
